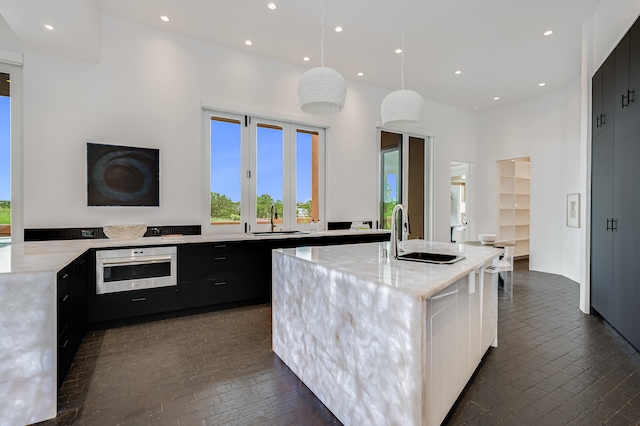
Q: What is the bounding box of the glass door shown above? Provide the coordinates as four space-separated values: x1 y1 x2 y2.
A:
380 146 401 230
0 72 10 242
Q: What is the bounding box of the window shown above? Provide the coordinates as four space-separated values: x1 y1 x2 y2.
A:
379 130 434 240
205 110 325 233
0 72 10 240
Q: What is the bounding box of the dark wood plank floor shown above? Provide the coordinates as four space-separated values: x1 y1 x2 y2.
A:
39 259 640 425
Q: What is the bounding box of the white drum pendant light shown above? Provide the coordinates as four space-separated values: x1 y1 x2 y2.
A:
298 0 346 114
381 0 424 129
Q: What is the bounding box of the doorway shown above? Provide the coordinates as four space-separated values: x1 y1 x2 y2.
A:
379 130 433 240
496 157 530 257
450 162 469 242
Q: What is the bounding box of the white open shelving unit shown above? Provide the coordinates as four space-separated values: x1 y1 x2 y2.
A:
497 158 530 257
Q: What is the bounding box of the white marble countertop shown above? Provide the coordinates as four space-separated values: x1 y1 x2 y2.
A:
0 229 390 275
274 239 503 300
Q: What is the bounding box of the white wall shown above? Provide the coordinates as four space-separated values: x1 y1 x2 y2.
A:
592 0 640 68
476 84 582 277
20 16 480 234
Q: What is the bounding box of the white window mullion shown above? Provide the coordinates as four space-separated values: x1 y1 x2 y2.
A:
283 124 295 231
242 116 253 232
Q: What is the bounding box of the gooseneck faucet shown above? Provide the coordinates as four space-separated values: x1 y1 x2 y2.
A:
270 203 278 232
390 204 409 259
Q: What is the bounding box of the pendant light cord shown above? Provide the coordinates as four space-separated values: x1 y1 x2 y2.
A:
320 0 325 67
400 0 405 90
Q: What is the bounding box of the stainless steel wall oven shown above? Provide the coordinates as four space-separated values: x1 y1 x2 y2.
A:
95 246 177 294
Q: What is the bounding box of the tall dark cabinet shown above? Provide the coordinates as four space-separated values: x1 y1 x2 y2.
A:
591 16 640 351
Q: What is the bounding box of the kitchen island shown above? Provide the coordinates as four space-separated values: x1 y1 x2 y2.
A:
272 240 502 426
0 229 389 425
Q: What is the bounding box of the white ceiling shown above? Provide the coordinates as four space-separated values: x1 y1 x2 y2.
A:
0 0 602 112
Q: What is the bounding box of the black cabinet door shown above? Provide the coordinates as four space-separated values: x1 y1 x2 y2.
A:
612 109 640 348
593 55 615 136
92 286 178 322
615 33 631 119
629 21 640 114
590 126 615 322
178 242 262 309
57 255 87 388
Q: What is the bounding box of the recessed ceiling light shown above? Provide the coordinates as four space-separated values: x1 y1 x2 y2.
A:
303 56 310 62
335 26 343 33
493 97 500 101
160 15 170 22
395 48 402 54
267 2 277 10
544 30 554 36
357 72 364 77
44 24 54 30
538 82 546 87
244 40 253 46
454 70 462 75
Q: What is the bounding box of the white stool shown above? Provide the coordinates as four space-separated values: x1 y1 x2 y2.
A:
496 246 514 299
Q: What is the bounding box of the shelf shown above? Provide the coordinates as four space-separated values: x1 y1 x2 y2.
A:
500 177 515 194
515 161 530 179
498 160 515 176
497 158 530 257
500 210 515 226
515 178 530 194
514 194 530 209
499 226 515 241
500 194 515 209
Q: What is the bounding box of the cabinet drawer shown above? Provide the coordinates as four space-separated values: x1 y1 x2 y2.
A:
180 251 252 283
92 287 178 322
179 276 248 309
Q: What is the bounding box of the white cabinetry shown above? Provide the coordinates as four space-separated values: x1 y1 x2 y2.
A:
497 158 530 257
425 266 497 425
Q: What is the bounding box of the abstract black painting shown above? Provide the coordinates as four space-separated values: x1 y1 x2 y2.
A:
87 142 160 206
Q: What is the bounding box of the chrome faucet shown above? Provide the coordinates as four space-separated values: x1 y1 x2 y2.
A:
270 203 278 232
390 204 409 259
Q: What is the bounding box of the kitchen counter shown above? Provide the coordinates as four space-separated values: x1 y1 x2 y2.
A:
272 240 502 426
0 229 388 425
0 229 390 274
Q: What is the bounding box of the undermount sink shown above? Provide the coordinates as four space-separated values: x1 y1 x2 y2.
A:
248 231 311 236
397 251 465 264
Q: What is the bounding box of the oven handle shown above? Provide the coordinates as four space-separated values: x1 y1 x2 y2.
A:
101 256 173 267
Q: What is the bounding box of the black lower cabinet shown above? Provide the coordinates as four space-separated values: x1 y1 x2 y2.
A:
57 254 87 389
91 286 178 322
178 241 269 309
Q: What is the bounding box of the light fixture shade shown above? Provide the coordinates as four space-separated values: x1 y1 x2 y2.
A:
381 89 425 129
298 66 347 114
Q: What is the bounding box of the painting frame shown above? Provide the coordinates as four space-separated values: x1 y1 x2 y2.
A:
566 193 580 228
87 142 160 207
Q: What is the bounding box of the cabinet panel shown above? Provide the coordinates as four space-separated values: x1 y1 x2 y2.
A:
615 33 631 119
92 287 178 322
57 255 87 388
629 21 640 114
425 286 458 426
590 126 615 320
180 276 249 308
612 110 640 348
178 241 267 310
593 55 616 136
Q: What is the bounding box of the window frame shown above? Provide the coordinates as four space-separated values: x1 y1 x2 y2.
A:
202 107 326 234
0 60 23 243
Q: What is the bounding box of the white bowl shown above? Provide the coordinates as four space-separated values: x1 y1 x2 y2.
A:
103 224 147 240
478 233 497 244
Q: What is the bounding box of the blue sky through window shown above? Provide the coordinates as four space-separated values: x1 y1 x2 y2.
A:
0 96 9 201
210 120 312 203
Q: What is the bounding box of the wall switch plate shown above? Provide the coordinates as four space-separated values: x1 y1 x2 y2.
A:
81 229 94 238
